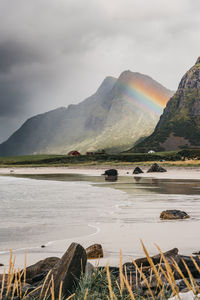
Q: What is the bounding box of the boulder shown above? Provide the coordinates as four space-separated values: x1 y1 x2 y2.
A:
140 273 168 289
133 167 143 174
1 283 36 299
24 257 60 284
85 262 94 275
192 250 200 255
53 242 87 298
178 255 200 278
26 243 87 299
147 163 167 173
160 210 190 220
103 169 118 181
123 248 179 274
86 244 103 259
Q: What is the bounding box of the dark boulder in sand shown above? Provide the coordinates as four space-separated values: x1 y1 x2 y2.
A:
147 163 166 173
133 167 143 174
53 242 87 298
86 244 103 259
123 247 179 273
24 257 60 284
33 242 87 299
26 243 87 299
160 210 190 220
103 169 118 181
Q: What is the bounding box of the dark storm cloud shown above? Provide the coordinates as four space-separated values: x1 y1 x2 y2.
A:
0 0 200 142
0 40 43 73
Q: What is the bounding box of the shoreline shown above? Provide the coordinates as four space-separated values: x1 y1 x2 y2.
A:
1 165 200 180
1 165 200 271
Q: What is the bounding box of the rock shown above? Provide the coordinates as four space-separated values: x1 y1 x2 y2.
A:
192 251 200 255
147 163 167 173
103 169 118 181
133 167 143 174
160 210 190 220
24 257 60 284
123 248 179 273
170 291 200 300
86 244 103 259
53 242 87 298
1 283 36 299
178 255 200 278
85 262 94 275
0 263 4 266
140 273 168 289
41 245 45 248
27 243 87 299
103 169 118 176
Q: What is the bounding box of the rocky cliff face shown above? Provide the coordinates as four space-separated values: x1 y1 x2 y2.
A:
132 57 200 152
0 71 172 156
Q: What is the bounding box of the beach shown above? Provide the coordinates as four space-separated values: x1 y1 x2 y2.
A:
1 165 200 179
0 165 200 272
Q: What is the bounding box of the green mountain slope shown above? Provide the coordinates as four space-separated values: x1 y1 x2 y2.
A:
131 57 200 152
0 71 173 156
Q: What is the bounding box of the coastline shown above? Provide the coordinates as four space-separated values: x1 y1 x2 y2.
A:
1 165 200 271
1 165 200 180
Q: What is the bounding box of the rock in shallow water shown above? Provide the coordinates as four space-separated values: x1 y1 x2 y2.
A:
133 167 143 174
147 163 167 173
103 169 118 181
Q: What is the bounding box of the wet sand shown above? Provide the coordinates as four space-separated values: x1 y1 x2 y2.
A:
1 165 200 180
0 165 200 271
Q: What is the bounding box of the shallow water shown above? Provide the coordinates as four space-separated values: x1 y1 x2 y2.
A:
0 173 200 265
0 174 129 251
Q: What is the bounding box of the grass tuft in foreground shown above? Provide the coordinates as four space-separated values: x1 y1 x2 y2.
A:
1 244 200 299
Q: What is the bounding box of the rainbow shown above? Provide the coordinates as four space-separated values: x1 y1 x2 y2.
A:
118 78 169 116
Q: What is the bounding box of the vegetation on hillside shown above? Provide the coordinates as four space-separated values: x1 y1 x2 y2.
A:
132 58 200 152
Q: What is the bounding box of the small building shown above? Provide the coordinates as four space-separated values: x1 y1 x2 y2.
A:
68 150 81 156
148 150 155 154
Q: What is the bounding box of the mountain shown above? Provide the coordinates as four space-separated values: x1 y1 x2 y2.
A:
131 57 200 152
0 71 173 156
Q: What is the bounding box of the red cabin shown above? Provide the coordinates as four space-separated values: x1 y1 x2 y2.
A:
68 150 81 156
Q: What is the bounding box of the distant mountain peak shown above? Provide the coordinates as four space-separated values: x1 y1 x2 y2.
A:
96 76 116 94
0 70 173 157
196 56 200 64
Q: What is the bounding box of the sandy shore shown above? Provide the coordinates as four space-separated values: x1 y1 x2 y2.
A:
1 165 200 271
1 165 200 180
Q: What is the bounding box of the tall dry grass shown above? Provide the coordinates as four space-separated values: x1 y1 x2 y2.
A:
0 244 200 299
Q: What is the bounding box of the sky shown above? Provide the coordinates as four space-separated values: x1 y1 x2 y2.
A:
0 0 200 142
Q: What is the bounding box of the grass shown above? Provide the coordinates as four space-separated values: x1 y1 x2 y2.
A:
0 150 199 168
1 149 200 168
1 243 200 299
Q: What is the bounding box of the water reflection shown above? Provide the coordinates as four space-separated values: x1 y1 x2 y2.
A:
132 177 200 195
9 173 200 196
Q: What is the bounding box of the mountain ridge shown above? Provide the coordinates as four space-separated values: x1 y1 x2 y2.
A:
0 71 173 156
131 57 200 152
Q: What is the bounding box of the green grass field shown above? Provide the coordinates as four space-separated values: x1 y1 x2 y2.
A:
1 149 200 167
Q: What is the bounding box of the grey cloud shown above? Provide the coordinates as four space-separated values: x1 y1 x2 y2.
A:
0 0 200 142
0 40 43 73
